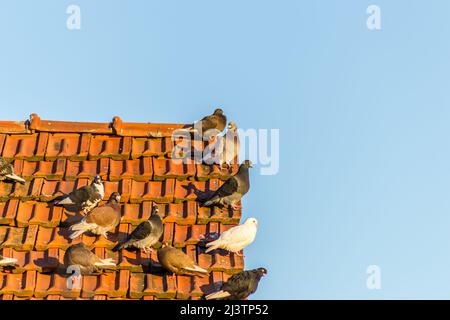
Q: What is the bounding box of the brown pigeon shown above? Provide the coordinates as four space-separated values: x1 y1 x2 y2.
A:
69 192 121 239
187 108 227 141
157 245 208 277
64 243 116 275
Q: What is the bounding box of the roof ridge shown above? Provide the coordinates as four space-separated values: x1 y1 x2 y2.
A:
0 114 190 137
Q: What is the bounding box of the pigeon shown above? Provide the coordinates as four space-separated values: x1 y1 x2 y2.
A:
64 243 116 275
202 160 252 210
220 122 240 168
187 108 227 141
0 255 18 267
69 192 121 239
157 244 208 277
112 204 163 253
0 157 25 184
205 217 258 255
54 175 104 214
205 268 267 300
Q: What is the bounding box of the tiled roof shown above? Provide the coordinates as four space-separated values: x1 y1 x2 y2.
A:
0 115 243 300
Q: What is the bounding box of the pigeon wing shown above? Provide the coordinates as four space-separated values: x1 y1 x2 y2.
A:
86 204 120 228
129 221 152 241
222 271 256 299
199 114 220 132
214 176 239 198
0 158 13 176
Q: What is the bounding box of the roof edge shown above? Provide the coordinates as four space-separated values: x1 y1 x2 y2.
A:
0 114 190 137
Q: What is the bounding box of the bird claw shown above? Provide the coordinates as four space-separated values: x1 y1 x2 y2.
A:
231 204 241 210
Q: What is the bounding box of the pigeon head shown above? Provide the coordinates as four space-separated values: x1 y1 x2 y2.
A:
109 192 121 203
245 217 258 228
256 268 268 277
242 160 253 169
214 108 224 115
151 205 159 216
227 122 237 130
93 175 102 184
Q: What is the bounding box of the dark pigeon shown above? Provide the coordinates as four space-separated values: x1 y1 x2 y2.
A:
205 268 267 300
112 205 163 253
202 160 252 210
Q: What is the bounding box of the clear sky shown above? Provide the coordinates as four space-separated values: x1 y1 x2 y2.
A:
1 0 450 299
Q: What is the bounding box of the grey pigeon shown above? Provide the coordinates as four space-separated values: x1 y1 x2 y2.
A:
202 160 252 210
54 175 104 214
112 204 163 253
0 157 25 184
205 268 267 300
69 192 122 239
157 244 208 277
188 108 227 141
0 255 18 267
205 217 258 255
65 243 116 275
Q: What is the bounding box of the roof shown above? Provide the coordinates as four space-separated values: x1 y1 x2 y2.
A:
0 114 243 300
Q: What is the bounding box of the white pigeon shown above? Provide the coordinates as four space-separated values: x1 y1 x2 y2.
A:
205 217 258 255
0 255 18 267
221 122 240 168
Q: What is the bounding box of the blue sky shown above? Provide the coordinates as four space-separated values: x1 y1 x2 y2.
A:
2 0 450 299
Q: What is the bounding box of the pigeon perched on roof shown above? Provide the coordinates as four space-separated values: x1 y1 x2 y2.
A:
0 255 18 267
220 122 240 168
64 243 116 275
205 268 267 300
0 157 25 184
187 108 227 141
157 244 208 277
54 175 104 214
112 204 163 253
202 160 252 210
69 192 121 239
205 217 258 255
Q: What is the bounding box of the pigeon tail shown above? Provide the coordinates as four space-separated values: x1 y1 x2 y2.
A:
205 290 231 300
5 173 25 184
112 242 125 252
184 265 208 276
94 258 116 267
202 197 220 207
204 239 222 253
55 196 74 205
0 257 18 267
69 220 96 239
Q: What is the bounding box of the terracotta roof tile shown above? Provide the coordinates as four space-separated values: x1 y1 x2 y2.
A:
0 115 245 299
109 158 153 181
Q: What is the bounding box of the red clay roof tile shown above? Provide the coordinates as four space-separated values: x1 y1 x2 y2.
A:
0 115 246 300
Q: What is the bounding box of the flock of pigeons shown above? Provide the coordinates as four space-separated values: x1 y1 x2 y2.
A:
0 109 267 300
